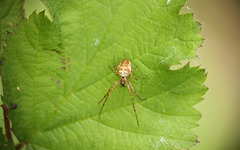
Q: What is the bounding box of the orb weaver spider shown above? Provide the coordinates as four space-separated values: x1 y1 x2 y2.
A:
98 57 145 125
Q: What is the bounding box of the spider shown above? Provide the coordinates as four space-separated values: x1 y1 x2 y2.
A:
98 57 145 125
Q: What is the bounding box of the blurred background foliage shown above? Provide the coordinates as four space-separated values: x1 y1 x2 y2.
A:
186 0 240 150
1 0 240 149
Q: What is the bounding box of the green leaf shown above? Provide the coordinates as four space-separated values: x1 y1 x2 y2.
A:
0 128 14 150
0 0 23 53
1 0 207 149
0 0 23 148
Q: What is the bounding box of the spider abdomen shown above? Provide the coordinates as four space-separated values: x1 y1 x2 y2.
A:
117 59 131 77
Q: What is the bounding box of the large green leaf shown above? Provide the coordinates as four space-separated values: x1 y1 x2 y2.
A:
1 0 207 149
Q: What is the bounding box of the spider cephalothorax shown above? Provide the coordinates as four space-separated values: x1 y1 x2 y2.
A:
98 57 145 125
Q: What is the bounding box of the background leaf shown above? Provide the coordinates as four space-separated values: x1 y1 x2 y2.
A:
1 0 207 149
0 128 14 150
0 0 23 54
0 0 23 148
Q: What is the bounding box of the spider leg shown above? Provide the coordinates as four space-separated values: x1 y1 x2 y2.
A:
129 76 138 80
98 91 108 104
129 65 138 75
126 81 139 126
98 79 120 104
99 94 110 119
109 66 118 76
113 55 116 70
128 80 146 101
99 79 120 118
